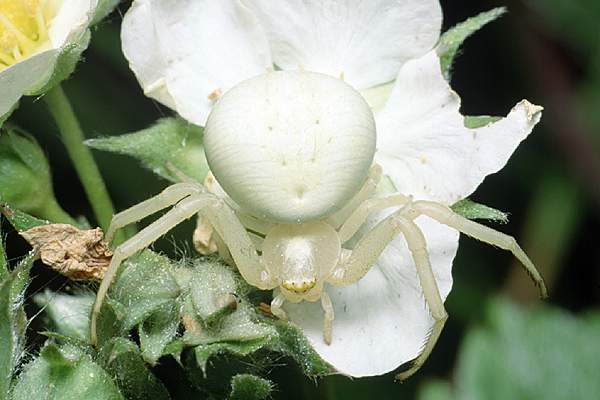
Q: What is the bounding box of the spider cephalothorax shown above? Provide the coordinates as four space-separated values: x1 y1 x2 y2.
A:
90 70 546 380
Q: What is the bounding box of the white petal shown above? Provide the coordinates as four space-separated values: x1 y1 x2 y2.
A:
284 216 458 377
49 0 98 48
244 0 442 89
375 51 543 204
122 0 272 126
0 50 59 118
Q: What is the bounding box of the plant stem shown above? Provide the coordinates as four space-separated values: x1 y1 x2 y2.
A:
37 198 78 226
44 85 119 238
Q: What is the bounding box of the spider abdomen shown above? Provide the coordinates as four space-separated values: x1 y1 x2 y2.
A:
204 70 376 223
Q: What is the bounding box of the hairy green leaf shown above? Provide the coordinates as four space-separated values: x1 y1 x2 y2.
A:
0 225 7 281
12 343 124 400
451 199 508 223
0 252 34 396
267 323 332 377
140 301 180 365
98 338 170 400
111 251 180 331
438 8 506 78
229 374 273 400
86 118 209 183
0 203 50 232
33 290 95 342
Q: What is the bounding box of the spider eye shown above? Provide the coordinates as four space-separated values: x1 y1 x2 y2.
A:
282 278 317 294
204 70 376 223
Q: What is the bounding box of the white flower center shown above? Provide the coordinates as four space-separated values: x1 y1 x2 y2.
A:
204 70 376 223
0 0 59 71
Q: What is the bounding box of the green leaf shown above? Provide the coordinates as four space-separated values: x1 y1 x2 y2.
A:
110 251 180 331
86 118 209 183
417 380 454 400
464 115 502 129
437 8 506 79
139 301 180 365
229 374 273 400
98 338 170 400
267 323 332 377
194 338 273 376
0 203 49 232
0 252 34 396
33 290 95 342
420 298 600 400
11 343 124 400
451 199 508 223
188 261 240 323
0 224 7 281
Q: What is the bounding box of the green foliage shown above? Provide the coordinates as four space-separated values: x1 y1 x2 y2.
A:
97 338 170 400
33 290 95 342
451 199 508 223
0 126 74 224
86 118 210 183
526 0 600 54
438 8 506 79
0 252 34 397
0 127 52 212
0 203 49 232
229 374 273 400
418 299 600 400
11 343 124 400
268 323 332 377
0 225 7 281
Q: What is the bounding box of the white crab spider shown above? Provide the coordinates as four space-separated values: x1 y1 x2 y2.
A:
90 70 546 379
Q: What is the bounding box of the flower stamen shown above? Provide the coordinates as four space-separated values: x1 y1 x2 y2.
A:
0 0 56 71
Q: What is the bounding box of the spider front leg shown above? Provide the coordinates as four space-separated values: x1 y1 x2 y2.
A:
91 189 275 346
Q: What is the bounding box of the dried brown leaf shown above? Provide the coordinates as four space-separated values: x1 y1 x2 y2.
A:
21 224 112 281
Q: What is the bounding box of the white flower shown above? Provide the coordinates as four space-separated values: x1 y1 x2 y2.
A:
122 0 542 377
0 0 100 120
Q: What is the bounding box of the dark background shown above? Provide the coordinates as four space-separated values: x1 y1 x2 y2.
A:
5 0 600 398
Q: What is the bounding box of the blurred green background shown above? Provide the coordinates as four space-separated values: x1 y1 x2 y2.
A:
3 0 600 399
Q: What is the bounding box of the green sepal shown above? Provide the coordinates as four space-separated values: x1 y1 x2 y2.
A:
438 8 506 79
464 115 502 129
86 118 209 183
33 289 95 342
11 343 124 400
451 199 508 223
0 252 34 396
97 338 170 400
0 102 18 129
29 31 92 96
229 374 273 400
91 0 120 26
